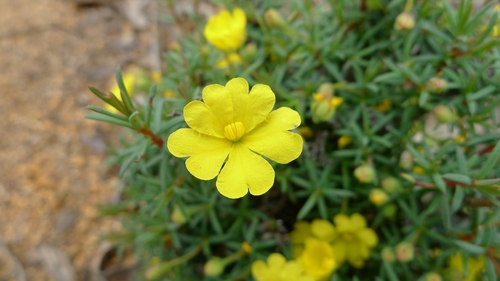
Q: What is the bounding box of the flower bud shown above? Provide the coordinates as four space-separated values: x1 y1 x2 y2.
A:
399 151 413 170
242 242 252 254
425 272 443 281
400 173 415 183
264 9 286 29
204 257 226 277
382 204 397 218
432 106 456 123
242 43 257 61
338 135 352 148
171 205 187 225
394 13 415 31
381 177 402 193
381 247 395 262
425 77 447 93
395 242 414 263
354 164 376 183
369 188 389 206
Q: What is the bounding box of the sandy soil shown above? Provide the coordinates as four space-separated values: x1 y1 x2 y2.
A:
0 0 163 280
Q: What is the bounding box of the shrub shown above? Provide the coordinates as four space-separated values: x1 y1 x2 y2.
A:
87 0 500 280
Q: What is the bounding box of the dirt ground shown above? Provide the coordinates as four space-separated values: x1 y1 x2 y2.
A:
0 0 175 280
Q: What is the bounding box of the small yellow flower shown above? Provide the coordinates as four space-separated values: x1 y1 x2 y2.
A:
311 83 342 123
251 253 314 281
163 90 175 98
167 78 303 199
375 99 392 112
369 188 389 206
291 214 378 268
413 165 426 175
299 238 337 280
215 53 243 69
330 213 378 268
151 71 162 83
337 135 352 148
242 242 252 254
105 71 135 113
204 8 246 52
448 252 485 281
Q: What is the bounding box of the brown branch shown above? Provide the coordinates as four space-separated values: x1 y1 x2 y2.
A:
487 248 500 277
138 127 164 148
464 197 495 207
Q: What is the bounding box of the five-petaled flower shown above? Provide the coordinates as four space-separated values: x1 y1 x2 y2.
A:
167 77 303 199
204 8 246 52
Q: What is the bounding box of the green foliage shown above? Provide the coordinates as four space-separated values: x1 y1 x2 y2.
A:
88 0 500 280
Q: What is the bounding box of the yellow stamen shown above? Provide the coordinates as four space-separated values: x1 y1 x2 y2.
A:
224 122 245 141
342 233 355 241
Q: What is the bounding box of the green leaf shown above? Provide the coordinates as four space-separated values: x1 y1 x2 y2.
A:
406 144 431 170
86 105 129 121
383 261 399 281
85 113 135 129
477 139 500 179
486 257 498 281
297 193 317 220
432 174 447 193
209 209 223 235
453 240 486 255
451 187 465 212
467 85 496 101
442 174 472 185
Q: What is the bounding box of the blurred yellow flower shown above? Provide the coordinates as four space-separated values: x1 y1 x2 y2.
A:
291 214 378 268
167 78 303 199
311 83 342 123
337 135 352 148
299 238 337 280
163 90 175 98
151 71 162 83
448 252 485 281
251 253 314 281
215 53 243 68
375 99 392 112
369 188 389 206
204 8 246 52
105 72 135 113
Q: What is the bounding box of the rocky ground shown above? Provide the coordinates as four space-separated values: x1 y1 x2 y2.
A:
0 0 183 280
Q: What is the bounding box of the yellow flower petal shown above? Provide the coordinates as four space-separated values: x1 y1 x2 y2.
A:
311 219 336 242
268 253 286 268
201 84 234 128
245 84 276 131
332 240 347 264
204 8 246 51
251 260 268 280
183 101 225 137
242 107 303 164
357 228 378 247
333 213 350 232
350 213 367 230
167 128 232 180
290 221 312 244
300 238 337 279
216 143 274 198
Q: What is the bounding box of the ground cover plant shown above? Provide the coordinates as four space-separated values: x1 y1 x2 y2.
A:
87 0 500 280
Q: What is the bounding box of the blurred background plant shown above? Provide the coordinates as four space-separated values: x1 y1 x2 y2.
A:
87 0 500 280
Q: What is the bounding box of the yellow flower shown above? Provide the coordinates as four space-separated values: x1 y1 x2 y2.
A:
215 53 243 68
151 71 162 83
204 8 246 52
448 252 485 281
337 135 352 148
251 253 314 281
311 83 342 123
299 238 337 280
163 90 175 98
167 78 303 199
291 214 378 268
105 71 135 113
375 99 392 112
369 188 389 206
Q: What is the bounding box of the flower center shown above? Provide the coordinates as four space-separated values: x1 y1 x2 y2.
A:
342 233 355 241
224 122 245 141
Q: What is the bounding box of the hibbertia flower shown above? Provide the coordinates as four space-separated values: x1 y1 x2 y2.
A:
167 77 303 199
